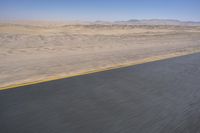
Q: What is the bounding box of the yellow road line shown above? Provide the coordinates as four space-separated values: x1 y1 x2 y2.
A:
0 51 199 91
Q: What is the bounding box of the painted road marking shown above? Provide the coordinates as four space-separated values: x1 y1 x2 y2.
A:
0 51 200 91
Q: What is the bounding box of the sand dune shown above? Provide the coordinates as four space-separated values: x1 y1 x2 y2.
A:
0 23 200 88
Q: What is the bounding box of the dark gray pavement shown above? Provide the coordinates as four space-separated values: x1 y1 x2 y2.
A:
1 53 200 133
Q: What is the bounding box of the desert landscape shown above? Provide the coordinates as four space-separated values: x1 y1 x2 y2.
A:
2 0 200 132
1 21 200 88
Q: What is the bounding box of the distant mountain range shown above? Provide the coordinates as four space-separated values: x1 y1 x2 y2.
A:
1 19 200 26
93 19 200 26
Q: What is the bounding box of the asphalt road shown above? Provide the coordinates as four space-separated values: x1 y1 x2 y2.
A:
1 53 200 133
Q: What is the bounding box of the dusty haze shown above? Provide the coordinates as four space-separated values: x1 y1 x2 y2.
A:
0 22 200 88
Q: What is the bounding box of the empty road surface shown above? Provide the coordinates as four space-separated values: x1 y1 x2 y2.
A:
1 53 200 133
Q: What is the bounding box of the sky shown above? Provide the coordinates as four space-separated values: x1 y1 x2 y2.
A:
0 0 200 21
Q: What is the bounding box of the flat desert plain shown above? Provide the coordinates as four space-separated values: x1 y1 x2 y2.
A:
0 23 200 88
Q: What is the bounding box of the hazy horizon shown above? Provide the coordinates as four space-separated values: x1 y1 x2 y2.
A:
0 0 200 22
1 19 200 24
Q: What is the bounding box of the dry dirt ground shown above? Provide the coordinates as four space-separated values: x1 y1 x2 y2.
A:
0 23 200 88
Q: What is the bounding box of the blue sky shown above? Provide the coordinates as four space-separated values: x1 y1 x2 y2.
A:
0 0 200 21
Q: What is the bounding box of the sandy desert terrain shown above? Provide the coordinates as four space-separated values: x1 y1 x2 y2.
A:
0 23 200 88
